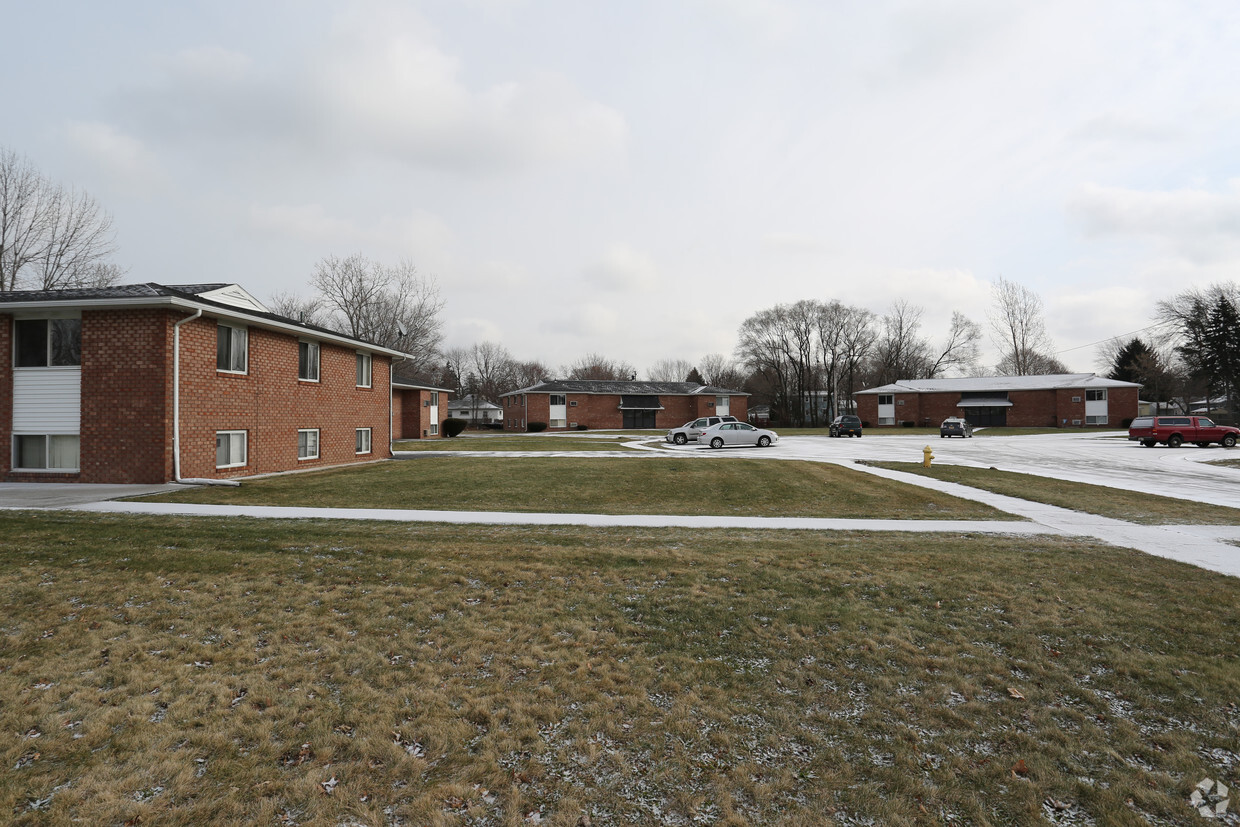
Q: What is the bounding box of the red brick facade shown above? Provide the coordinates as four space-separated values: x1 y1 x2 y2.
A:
2 307 395 484
501 391 748 431
855 384 1140 428
393 386 449 440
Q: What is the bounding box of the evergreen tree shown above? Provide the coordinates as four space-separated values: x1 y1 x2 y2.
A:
685 367 705 385
1108 337 1155 384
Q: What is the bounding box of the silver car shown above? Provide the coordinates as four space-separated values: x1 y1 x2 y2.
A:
666 415 738 444
699 421 779 449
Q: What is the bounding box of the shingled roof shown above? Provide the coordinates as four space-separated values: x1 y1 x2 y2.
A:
0 282 406 357
501 380 747 397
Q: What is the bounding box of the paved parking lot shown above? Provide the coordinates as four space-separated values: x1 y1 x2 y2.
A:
653 430 1240 511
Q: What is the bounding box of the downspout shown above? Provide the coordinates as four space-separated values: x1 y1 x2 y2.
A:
173 309 239 486
172 308 201 481
390 354 406 455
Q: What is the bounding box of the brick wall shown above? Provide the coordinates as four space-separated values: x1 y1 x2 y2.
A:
174 316 392 480
394 388 449 439
79 309 175 483
858 386 1141 429
503 392 749 431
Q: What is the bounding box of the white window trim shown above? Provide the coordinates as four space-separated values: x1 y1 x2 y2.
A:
298 340 320 383
216 430 248 469
217 324 248 374
298 428 320 461
12 433 80 472
356 352 372 388
355 427 372 455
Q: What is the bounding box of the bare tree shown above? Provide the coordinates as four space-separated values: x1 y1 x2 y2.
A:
869 300 931 386
311 253 444 372
34 187 118 289
511 359 551 389
562 353 636 381
989 277 1056 375
471 341 517 403
1 147 122 291
926 311 982 378
268 291 325 327
996 349 1068 375
698 353 748 390
646 358 694 382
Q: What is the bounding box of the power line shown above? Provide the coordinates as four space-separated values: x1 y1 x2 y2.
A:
1055 319 1176 355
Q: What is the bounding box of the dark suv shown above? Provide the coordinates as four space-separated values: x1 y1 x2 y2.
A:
829 415 863 438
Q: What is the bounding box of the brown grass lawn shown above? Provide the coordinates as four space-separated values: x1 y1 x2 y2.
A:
2 512 1238 825
877 462 1240 525
140 457 1016 521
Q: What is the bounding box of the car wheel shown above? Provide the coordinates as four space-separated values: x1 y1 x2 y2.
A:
710 437 724 449
1167 434 1183 448
673 433 687 445
758 435 771 447
1224 434 1237 448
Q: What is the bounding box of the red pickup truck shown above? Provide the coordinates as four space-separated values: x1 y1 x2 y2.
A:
1128 416 1239 448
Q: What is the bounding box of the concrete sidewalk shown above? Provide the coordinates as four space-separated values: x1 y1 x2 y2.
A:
3 458 1237 577
844 461 1240 577
70 500 1057 535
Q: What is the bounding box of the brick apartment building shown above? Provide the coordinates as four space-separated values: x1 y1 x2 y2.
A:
500 380 748 431
854 374 1141 429
1 282 430 484
392 369 453 440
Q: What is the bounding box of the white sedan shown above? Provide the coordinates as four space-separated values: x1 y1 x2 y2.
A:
699 421 779 449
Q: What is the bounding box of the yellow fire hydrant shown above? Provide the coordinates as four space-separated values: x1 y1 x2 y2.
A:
923 445 934 468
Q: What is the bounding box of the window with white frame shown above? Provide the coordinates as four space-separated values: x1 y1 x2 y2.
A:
549 393 567 428
356 428 372 454
1085 415 1108 425
14 318 81 367
356 352 372 387
298 429 320 460
13 434 79 471
298 340 320 381
217 324 248 373
878 394 894 406
216 431 247 468
1085 389 1107 401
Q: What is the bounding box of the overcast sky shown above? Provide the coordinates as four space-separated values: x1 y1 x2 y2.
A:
6 0 1240 376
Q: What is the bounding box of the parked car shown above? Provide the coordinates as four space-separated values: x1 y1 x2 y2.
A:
940 417 973 438
665 415 738 445
828 415 863 438
1128 415 1239 448
700 421 779 449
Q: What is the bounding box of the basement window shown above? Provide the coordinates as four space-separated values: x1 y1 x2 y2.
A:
216 431 247 468
13 434 79 471
298 429 320 460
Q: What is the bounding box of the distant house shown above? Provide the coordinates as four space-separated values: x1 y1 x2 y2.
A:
500 380 748 431
447 394 503 425
1 282 410 483
854 374 1141 428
